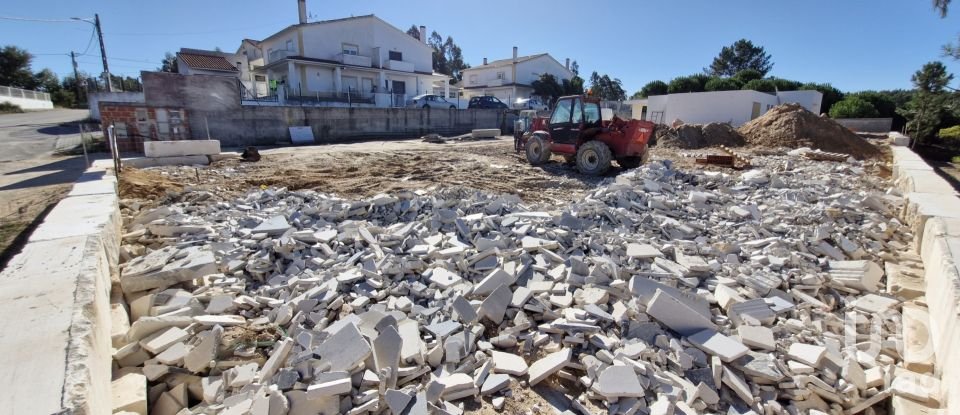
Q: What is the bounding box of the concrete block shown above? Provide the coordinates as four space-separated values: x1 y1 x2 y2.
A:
827 260 882 292
787 343 826 368
119 246 217 293
737 326 775 351
646 289 717 336
112 372 147 415
490 351 528 376
592 365 644 399
111 303 131 348
471 129 500 138
687 329 749 362
121 155 210 168
143 140 221 157
528 348 571 386
902 304 936 373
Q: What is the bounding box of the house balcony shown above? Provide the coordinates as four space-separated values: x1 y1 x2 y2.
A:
268 49 291 63
486 78 505 87
337 53 372 67
384 59 414 72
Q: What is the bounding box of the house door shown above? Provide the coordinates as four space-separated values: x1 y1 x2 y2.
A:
362 78 374 94
391 80 406 94
343 77 359 95
751 102 761 119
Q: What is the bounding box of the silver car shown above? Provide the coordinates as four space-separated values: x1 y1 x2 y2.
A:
410 94 458 109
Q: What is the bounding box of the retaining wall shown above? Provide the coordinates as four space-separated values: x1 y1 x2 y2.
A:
833 117 893 133
0 163 120 414
891 143 960 414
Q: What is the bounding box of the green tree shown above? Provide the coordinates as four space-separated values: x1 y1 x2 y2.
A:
532 73 564 105
563 76 585 96
0 46 36 88
32 68 60 92
159 52 178 73
704 77 740 91
800 82 844 115
706 39 774 77
570 60 580 76
900 61 955 146
829 96 880 118
588 71 626 100
425 31 469 83
638 80 668 97
406 25 421 41
732 69 763 84
667 76 702 93
770 77 802 91
741 79 777 93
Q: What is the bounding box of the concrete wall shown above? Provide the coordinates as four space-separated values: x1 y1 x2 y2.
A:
88 92 144 120
891 144 960 414
191 106 513 147
642 90 823 126
0 163 120 415
142 71 241 112
833 118 894 133
0 85 53 110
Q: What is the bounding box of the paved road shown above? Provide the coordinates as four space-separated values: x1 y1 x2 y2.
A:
0 109 88 163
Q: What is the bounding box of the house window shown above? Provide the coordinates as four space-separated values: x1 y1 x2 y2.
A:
254 75 266 81
496 71 505 80
286 40 294 51
342 43 359 56
389 51 403 61
391 80 406 94
469 74 478 85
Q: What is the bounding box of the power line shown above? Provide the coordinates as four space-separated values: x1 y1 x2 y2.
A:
80 26 97 55
0 15 86 23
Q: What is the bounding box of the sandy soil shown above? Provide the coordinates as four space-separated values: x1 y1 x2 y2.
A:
118 137 745 206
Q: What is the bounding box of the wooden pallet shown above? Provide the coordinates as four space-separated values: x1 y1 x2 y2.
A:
803 150 849 162
718 145 752 168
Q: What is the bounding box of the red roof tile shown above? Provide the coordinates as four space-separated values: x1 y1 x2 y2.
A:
177 52 238 72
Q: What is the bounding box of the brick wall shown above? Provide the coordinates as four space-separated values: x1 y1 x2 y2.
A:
99 103 190 153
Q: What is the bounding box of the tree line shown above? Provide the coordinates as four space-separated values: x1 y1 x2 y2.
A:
0 45 142 109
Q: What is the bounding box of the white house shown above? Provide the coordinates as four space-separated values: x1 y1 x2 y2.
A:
230 2 450 108
461 49 574 104
629 89 823 126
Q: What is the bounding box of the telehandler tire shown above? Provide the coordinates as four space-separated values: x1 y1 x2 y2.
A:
576 140 612 175
525 134 552 165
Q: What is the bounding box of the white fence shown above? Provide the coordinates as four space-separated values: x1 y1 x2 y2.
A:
0 85 54 110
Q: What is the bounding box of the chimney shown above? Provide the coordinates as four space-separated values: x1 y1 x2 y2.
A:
298 0 307 24
483 57 487 65
565 58 570 70
512 46 518 63
419 26 426 44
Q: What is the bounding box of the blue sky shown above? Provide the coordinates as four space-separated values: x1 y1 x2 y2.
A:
3 0 960 94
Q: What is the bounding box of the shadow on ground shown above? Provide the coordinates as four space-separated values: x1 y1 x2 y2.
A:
929 160 960 192
0 156 87 191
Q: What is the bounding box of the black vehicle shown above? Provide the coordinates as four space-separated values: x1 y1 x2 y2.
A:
468 95 509 109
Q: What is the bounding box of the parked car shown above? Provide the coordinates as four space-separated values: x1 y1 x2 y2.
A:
513 97 549 111
409 94 458 109
468 96 509 109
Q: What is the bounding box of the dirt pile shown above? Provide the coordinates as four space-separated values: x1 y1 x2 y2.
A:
738 103 882 159
655 122 746 149
118 167 183 200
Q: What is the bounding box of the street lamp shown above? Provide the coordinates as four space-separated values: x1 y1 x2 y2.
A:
71 14 112 92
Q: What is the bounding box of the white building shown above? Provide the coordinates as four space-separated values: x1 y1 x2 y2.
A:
230 2 450 108
461 49 574 104
630 90 823 126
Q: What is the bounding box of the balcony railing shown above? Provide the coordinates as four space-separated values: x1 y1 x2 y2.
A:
384 59 414 72
337 53 372 67
268 49 291 63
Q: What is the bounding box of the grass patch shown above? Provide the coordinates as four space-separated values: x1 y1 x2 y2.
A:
953 155 960 164
0 102 24 114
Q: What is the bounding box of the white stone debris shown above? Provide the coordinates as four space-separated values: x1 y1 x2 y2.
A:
111 155 929 414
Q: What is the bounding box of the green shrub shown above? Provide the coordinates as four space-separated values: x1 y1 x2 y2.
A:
668 76 703 93
770 78 802 91
0 102 23 113
741 79 776 93
733 69 763 84
689 73 711 91
939 125 960 141
639 80 668 97
952 155 960 163
829 96 880 118
704 77 741 91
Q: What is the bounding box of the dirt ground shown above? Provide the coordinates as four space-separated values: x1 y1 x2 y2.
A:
118 137 749 206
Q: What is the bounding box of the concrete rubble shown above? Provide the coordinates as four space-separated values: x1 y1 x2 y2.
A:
110 153 944 414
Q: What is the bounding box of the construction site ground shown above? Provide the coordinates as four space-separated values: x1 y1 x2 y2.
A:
119 136 831 205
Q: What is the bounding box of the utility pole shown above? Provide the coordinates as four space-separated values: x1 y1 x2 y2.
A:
70 51 82 106
95 14 113 92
